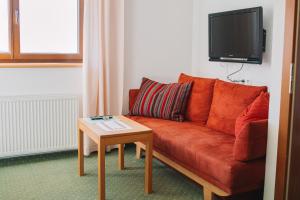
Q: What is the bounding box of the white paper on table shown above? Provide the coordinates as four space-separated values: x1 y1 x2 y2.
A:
96 119 132 131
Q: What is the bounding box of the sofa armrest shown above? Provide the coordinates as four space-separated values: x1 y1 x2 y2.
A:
129 89 140 111
233 119 268 161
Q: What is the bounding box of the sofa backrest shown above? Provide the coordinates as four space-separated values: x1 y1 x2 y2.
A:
130 74 268 136
206 80 267 135
178 73 216 125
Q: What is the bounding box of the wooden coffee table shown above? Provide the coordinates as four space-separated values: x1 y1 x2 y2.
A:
77 115 153 200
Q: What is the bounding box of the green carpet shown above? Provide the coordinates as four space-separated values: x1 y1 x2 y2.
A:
0 145 202 200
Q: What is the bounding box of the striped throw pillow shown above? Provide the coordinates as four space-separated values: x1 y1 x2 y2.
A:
130 78 192 122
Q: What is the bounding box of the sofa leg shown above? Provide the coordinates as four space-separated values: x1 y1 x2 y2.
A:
136 144 142 159
203 188 213 200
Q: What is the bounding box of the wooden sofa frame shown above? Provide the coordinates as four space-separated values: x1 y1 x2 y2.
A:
135 142 230 200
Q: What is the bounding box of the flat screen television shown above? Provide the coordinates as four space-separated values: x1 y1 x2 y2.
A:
209 7 265 64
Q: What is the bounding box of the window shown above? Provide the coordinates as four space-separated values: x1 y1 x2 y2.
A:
0 0 83 63
0 0 11 59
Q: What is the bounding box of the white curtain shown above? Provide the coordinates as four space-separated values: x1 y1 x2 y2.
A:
82 0 124 156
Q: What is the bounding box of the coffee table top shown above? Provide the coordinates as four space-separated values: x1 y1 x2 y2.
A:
78 115 152 139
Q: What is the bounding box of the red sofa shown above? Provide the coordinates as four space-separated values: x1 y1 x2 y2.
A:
128 74 268 200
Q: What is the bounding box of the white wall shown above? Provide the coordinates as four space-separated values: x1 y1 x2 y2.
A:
0 1 286 199
191 0 286 199
123 0 193 113
0 67 82 96
264 0 285 199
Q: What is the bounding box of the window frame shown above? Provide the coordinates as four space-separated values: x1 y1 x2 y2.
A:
0 0 83 63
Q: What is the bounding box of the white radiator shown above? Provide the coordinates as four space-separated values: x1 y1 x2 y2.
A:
0 95 80 158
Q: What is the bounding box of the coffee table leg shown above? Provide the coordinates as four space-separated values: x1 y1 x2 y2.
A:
78 129 84 176
98 142 106 200
145 138 153 194
136 143 142 159
118 144 124 170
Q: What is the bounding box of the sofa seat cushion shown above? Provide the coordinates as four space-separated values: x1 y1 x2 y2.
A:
128 116 266 194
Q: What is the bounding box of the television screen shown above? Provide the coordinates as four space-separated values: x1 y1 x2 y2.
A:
209 7 264 64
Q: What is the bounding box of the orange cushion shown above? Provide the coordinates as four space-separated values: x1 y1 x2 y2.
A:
235 92 269 136
207 80 267 135
178 73 216 124
234 119 268 161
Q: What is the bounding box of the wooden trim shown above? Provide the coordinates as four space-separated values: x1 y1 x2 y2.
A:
118 144 124 170
79 0 84 59
78 129 84 176
98 141 106 200
203 188 213 200
144 135 153 194
12 0 19 60
135 142 230 197
136 144 142 159
285 0 300 199
102 134 151 146
0 54 12 60
12 54 83 62
78 120 101 144
0 63 82 68
9 0 14 59
275 0 298 199
1 0 84 63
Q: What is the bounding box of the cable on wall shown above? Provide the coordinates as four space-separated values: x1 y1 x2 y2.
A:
226 63 245 83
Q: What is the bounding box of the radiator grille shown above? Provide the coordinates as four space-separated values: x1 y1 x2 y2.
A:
0 95 80 158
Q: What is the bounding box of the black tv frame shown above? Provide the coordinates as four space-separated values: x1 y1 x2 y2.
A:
208 7 265 64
